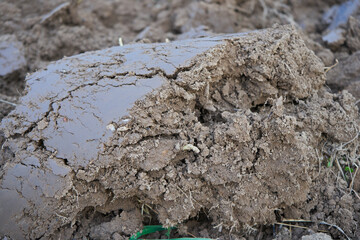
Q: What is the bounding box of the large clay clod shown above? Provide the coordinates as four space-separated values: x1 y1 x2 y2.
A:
0 25 358 239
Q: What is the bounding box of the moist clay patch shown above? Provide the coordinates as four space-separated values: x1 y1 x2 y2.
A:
0 25 358 239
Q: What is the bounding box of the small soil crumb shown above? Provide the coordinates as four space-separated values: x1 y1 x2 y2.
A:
0 25 359 240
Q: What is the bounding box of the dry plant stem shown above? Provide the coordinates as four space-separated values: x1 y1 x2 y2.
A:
319 221 351 240
346 156 354 181
352 189 360 200
349 166 359 193
328 122 359 182
0 98 17 107
275 222 310 230
282 219 312 223
138 200 159 215
315 149 322 177
145 204 159 214
185 231 197 238
338 123 359 149
335 158 346 182
324 59 339 73
280 219 350 239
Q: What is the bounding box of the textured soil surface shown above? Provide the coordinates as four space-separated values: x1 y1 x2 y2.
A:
1 1 360 240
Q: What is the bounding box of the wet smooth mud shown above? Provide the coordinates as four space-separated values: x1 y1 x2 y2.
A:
0 25 359 239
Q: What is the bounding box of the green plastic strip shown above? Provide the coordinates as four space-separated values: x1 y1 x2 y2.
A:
129 225 214 240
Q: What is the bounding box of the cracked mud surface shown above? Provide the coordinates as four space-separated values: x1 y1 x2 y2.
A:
1 25 359 239
2 1 360 239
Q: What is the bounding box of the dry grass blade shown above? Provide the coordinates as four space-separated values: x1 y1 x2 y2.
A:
335 157 346 182
282 219 312 223
319 221 351 240
324 59 339 73
275 222 310 230
352 189 360 200
0 98 17 107
279 219 352 238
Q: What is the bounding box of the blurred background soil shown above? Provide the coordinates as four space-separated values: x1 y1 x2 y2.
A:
1 0 360 239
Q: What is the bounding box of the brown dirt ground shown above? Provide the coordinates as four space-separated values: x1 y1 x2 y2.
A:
1 0 360 239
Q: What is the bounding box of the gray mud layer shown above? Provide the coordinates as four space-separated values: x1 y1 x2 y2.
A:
0 25 358 239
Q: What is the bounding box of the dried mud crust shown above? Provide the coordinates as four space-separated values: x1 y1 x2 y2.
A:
0 25 359 239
